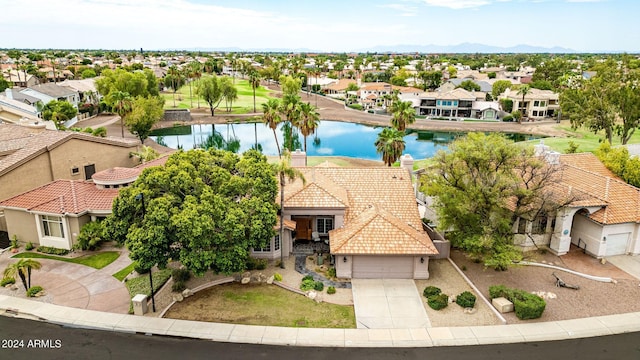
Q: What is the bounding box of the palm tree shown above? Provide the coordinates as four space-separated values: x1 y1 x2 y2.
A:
280 93 301 152
190 61 203 108
517 85 531 121
375 127 406 166
298 102 320 164
262 98 282 157
248 70 261 113
129 145 159 164
4 259 42 291
390 100 416 131
272 150 305 269
167 65 181 107
107 91 133 138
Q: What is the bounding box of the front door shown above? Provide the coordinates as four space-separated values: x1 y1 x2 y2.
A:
295 218 312 240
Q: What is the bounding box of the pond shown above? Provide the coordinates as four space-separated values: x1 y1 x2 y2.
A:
149 121 542 160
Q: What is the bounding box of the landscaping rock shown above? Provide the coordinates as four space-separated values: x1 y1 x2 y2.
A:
182 289 193 298
241 271 251 279
307 290 317 300
172 293 184 302
35 290 46 297
266 275 274 284
492 297 514 313
9 284 17 291
463 307 477 314
241 277 250 285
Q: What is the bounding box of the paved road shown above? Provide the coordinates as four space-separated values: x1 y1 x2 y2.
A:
1 316 639 360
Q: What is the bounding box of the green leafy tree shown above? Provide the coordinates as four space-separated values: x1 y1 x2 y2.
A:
500 98 513 113
221 77 238 112
390 100 416 131
104 149 278 275
125 96 165 143
42 100 78 129
273 151 305 268
195 75 226 116
4 259 42 291
492 80 512 99
456 80 481 92
95 68 150 100
0 77 10 92
375 127 405 166
596 142 640 187
81 69 97 79
262 98 283 157
76 221 106 250
447 65 458 79
418 70 442 91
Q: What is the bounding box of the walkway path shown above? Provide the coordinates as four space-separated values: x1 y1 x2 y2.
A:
352 279 430 329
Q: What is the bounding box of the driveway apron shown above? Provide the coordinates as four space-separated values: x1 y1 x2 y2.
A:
351 279 430 329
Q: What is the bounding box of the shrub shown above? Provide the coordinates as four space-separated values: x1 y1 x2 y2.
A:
327 286 336 294
172 281 186 292
456 291 477 308
36 246 69 255
76 221 106 251
1 277 16 286
10 235 19 249
489 285 511 299
423 286 442 298
427 294 449 310
25 242 34 251
300 278 315 291
172 268 191 283
134 263 150 274
245 257 268 271
27 285 43 297
327 267 336 278
348 104 363 111
273 273 283 282
489 285 546 320
502 115 514 122
92 127 107 137
302 275 314 282
313 281 324 291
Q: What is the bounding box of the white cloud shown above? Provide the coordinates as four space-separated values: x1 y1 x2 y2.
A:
565 0 605 2
378 3 418 16
420 0 491 9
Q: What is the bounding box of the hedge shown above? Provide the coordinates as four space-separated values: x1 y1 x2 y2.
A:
427 293 449 310
489 285 546 320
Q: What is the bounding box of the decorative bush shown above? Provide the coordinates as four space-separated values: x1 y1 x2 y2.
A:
302 275 314 282
245 257 268 270
25 242 34 251
36 246 69 256
1 277 16 286
273 273 283 282
427 294 449 310
76 221 106 251
456 291 477 308
327 286 336 294
27 285 43 297
348 104 363 111
489 285 546 320
313 281 324 291
10 235 19 249
423 286 442 298
327 267 336 278
172 281 186 292
134 263 150 274
300 278 315 291
172 268 191 283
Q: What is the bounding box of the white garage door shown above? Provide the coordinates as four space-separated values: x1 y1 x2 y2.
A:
352 256 414 279
605 233 629 256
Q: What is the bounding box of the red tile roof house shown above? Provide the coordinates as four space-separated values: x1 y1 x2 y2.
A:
513 143 640 258
0 158 168 250
251 151 439 279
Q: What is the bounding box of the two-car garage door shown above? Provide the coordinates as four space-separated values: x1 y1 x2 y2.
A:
605 233 629 256
352 256 414 279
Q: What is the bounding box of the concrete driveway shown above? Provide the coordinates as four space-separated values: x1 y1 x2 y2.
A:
351 279 430 329
606 255 640 280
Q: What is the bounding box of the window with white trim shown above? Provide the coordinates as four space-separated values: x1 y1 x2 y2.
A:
316 217 334 235
255 238 271 252
41 215 64 238
274 234 280 251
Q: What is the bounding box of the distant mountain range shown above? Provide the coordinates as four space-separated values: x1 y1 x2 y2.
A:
179 43 579 54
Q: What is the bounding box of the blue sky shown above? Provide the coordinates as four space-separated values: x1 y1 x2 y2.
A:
0 0 637 52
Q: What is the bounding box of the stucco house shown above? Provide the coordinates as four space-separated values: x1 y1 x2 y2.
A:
514 145 640 258
500 88 560 120
251 151 439 279
20 83 80 127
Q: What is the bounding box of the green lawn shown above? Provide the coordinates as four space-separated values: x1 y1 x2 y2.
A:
125 268 172 298
12 251 120 270
162 77 274 114
522 125 640 154
164 283 356 328
112 262 136 281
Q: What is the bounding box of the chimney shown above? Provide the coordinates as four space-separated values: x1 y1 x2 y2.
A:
400 154 414 177
5 88 12 99
534 139 550 157
545 151 560 165
290 149 306 167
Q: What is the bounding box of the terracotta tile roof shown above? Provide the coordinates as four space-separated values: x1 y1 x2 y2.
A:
92 167 140 182
274 218 296 231
558 153 640 225
330 205 437 255
283 167 437 255
0 123 138 177
135 154 171 170
0 180 118 214
325 79 356 91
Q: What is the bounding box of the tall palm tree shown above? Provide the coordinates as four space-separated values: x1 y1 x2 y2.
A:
273 150 305 269
298 102 320 164
390 100 416 131
248 70 261 113
280 93 301 152
262 98 282 157
167 65 181 107
190 61 203 108
517 85 531 121
107 91 133 138
4 259 42 291
375 127 406 166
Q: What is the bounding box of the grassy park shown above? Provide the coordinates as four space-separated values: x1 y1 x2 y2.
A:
161 77 273 114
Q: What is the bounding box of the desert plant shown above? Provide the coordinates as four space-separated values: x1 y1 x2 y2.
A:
172 268 191 283
327 286 336 294
327 267 336 278
172 281 186 292
26 285 43 297
300 278 315 291
313 281 324 291
273 273 283 282
25 242 34 251
456 291 477 308
10 235 19 249
76 221 106 251
423 286 442 298
427 294 449 310
0 277 16 286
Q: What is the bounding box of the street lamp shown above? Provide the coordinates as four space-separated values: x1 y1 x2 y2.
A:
135 193 156 313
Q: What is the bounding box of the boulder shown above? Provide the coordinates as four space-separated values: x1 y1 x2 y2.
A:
182 288 193 298
9 284 17 291
241 271 251 279
172 293 184 302
463 307 477 314
266 275 274 284
492 297 514 313
35 290 47 297
241 277 251 285
307 290 317 300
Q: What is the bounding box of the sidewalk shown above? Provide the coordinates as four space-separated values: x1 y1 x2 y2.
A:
1 295 638 347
